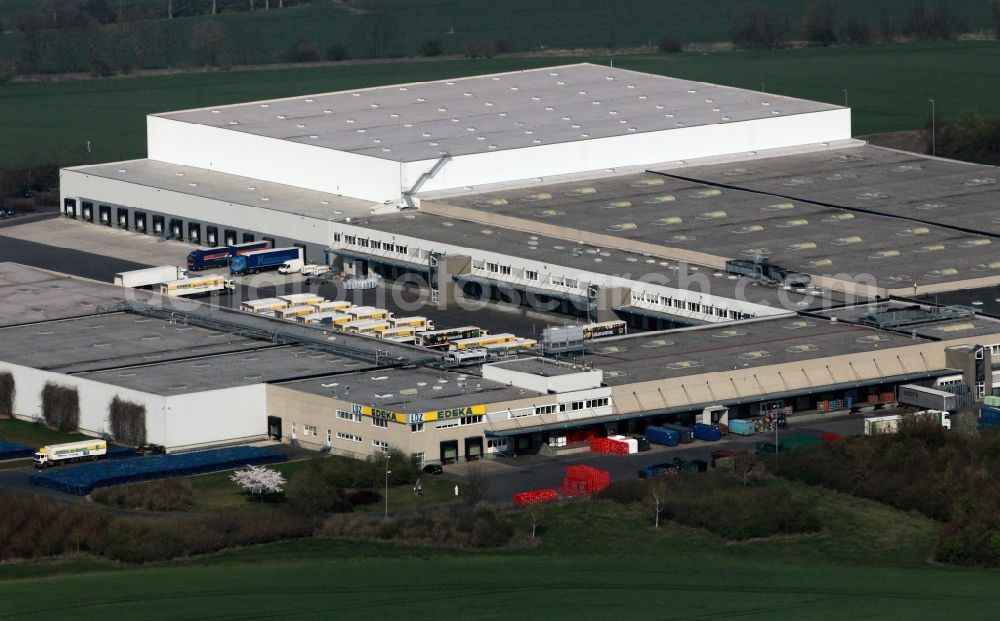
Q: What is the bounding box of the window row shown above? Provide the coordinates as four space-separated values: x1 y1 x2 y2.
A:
436 414 484 430
338 432 362 443
337 409 362 423
336 233 408 256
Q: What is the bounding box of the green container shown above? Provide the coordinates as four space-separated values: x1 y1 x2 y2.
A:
984 395 1000 407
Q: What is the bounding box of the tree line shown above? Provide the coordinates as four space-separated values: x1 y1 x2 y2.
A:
732 0 995 50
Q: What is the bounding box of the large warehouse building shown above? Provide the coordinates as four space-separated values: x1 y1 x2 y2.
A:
40 63 1000 460
1 263 997 461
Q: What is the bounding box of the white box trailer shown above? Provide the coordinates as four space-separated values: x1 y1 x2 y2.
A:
114 266 187 289
158 275 234 297
33 439 108 468
864 410 951 435
898 384 960 411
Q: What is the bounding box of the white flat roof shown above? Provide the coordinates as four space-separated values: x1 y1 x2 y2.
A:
156 63 841 163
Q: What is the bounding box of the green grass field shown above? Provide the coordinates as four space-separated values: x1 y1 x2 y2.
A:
3 40 998 167
0 418 88 447
1 482 998 619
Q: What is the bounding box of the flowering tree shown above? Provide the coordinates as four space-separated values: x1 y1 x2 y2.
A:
231 465 286 498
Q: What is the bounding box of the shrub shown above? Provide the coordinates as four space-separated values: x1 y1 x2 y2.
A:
657 472 821 540
322 504 515 548
0 371 14 416
278 39 319 63
493 39 515 54
346 489 381 507
41 382 79 432
419 39 443 57
657 34 682 53
91 478 193 512
325 42 350 61
109 396 145 446
597 479 649 505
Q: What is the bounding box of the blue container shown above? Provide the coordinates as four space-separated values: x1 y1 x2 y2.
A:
979 407 1000 428
660 423 695 444
691 423 722 442
728 419 757 436
645 426 679 447
0 440 34 460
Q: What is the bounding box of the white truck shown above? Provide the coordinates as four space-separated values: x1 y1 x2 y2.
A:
33 439 108 468
157 275 235 297
114 266 188 289
277 258 305 274
864 410 951 435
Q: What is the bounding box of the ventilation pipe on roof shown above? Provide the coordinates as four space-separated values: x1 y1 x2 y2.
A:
401 153 452 210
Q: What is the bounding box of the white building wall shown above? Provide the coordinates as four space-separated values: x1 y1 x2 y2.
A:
403 109 851 194
146 116 402 202
333 223 789 321
0 361 165 440
60 170 333 246
0 361 266 450
161 384 267 450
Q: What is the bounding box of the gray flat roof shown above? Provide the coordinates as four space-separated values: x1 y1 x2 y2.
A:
425 167 998 289
572 316 929 386
810 302 1000 341
157 63 840 163
488 357 584 377
915 286 1000 318
0 312 261 373
279 367 542 414
0 263 146 327
360 211 843 314
664 144 1000 236
67 159 379 220
78 345 379 396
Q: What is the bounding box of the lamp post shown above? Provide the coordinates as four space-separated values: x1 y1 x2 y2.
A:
383 452 391 519
929 99 936 156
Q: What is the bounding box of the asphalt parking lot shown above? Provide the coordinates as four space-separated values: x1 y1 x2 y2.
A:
441 412 868 503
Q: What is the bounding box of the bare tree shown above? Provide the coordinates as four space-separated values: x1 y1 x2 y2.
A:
464 463 491 503
650 481 666 529
528 508 540 539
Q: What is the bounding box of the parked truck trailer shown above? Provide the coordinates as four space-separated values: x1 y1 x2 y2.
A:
230 247 303 275
114 265 187 289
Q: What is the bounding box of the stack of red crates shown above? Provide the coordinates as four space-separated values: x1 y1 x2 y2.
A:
560 465 611 496
513 489 559 506
588 437 629 455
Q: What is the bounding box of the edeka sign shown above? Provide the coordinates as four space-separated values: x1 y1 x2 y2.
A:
352 403 487 424
423 404 486 422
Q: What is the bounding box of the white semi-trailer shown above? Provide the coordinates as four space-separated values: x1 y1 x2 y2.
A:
114 266 188 289
157 275 235 297
33 440 108 468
